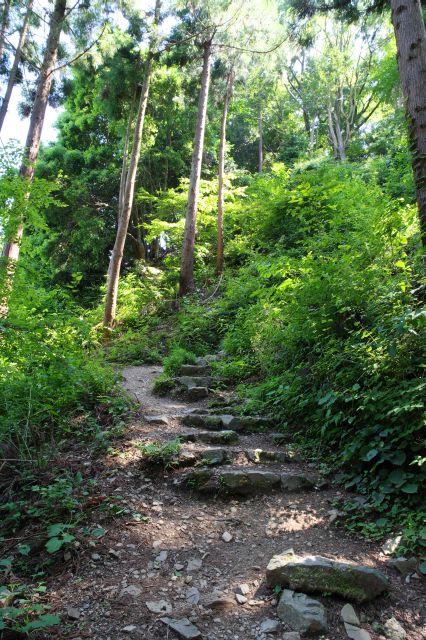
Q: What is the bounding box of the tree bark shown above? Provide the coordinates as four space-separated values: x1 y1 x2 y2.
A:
0 0 10 65
258 103 263 173
216 70 233 276
0 0 66 317
103 0 161 329
178 37 213 296
391 0 426 247
0 0 33 133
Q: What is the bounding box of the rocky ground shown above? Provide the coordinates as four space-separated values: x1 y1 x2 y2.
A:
12 362 425 640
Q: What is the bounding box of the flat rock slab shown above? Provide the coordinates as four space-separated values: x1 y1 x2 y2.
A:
277 589 328 634
160 617 202 639
176 376 212 389
197 430 239 445
182 414 223 430
345 623 372 640
143 415 170 425
220 415 273 431
180 364 209 376
281 473 316 491
266 552 389 603
246 448 301 464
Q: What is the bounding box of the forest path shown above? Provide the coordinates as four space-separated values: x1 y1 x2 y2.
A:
51 364 424 640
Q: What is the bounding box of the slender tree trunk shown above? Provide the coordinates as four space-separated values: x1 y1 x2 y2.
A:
258 103 263 173
0 0 33 133
117 84 137 222
0 0 10 65
216 70 233 276
103 0 161 329
391 0 426 247
0 0 66 317
334 114 346 161
179 37 213 296
327 107 339 159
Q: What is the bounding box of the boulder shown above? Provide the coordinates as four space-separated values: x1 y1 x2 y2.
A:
260 618 281 634
277 589 328 634
266 552 389 603
160 617 202 639
383 617 406 640
187 387 208 401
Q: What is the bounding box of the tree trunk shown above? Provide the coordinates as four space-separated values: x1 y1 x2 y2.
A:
117 84 137 222
258 104 263 172
0 0 33 133
103 0 161 329
178 38 213 296
0 0 66 317
216 70 232 276
391 0 426 247
0 0 10 65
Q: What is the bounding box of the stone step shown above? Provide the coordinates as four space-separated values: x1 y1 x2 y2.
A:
175 376 212 389
246 448 301 464
182 413 273 432
179 364 210 376
180 467 318 495
178 430 239 445
187 387 208 401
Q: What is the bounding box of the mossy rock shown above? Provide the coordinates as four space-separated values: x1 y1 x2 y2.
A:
266 553 389 603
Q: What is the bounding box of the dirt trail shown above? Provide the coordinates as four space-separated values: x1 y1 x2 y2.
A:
49 365 425 640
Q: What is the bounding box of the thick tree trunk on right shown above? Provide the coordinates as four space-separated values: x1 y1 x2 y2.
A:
103 0 161 329
179 38 213 296
391 0 426 247
0 0 33 133
0 0 66 317
216 70 233 276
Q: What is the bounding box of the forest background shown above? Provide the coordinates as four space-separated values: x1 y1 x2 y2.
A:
0 0 425 621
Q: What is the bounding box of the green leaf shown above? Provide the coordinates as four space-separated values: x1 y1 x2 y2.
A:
401 483 418 494
47 523 72 537
420 561 426 575
91 527 106 538
20 614 61 632
18 544 31 556
362 448 378 462
45 537 63 553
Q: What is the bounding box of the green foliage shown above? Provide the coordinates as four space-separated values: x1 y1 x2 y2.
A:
137 439 182 467
163 347 196 375
0 584 60 635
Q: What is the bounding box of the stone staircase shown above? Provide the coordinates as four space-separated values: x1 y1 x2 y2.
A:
133 356 399 639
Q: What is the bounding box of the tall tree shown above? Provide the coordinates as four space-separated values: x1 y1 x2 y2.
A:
216 65 233 275
0 0 34 133
103 0 162 329
179 33 214 295
390 0 426 248
0 0 67 316
0 0 11 66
